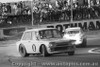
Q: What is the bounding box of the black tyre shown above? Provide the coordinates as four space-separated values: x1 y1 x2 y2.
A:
81 39 87 47
19 45 29 57
41 45 48 57
68 51 75 56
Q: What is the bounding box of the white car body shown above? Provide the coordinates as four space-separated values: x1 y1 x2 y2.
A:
63 27 87 47
16 28 75 57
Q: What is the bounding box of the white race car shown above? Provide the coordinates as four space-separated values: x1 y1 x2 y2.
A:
63 27 87 47
16 28 75 57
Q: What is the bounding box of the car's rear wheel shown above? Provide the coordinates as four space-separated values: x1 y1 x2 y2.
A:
68 51 75 56
81 39 87 47
19 45 29 57
41 45 48 57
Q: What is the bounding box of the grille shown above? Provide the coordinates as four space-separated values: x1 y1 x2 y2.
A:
56 43 68 46
54 41 69 47
51 46 73 51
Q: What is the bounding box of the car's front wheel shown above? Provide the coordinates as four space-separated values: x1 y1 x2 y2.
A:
19 45 29 57
41 45 48 57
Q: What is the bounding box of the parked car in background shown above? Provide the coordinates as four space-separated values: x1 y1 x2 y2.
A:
63 27 87 47
16 28 75 57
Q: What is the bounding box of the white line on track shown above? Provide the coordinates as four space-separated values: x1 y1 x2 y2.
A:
88 48 100 54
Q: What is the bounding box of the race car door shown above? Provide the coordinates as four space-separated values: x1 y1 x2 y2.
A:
26 31 40 53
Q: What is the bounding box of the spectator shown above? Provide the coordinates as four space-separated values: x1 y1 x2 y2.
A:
2 3 7 15
48 3 53 9
55 0 60 8
28 9 31 15
1 0 100 27
0 3 3 15
63 0 67 6
7 20 12 24
17 2 23 15
63 0 68 10
6 3 11 14
12 3 18 15
96 0 100 5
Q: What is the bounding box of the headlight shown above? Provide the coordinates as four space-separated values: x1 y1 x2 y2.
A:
49 42 55 48
49 43 53 48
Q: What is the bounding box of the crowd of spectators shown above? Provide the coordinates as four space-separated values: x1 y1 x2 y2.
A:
0 0 100 27
0 1 31 27
32 0 100 24
0 1 31 15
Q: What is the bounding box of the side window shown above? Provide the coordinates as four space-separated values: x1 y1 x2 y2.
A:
22 32 32 40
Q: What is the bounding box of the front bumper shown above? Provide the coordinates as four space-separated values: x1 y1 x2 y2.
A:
48 45 75 54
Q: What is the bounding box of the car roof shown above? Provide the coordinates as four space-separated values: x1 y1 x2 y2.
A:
25 28 56 32
65 27 81 31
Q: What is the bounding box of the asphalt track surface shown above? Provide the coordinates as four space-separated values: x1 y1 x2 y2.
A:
0 37 100 67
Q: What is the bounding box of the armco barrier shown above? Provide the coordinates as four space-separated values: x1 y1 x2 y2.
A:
0 26 26 39
0 25 44 39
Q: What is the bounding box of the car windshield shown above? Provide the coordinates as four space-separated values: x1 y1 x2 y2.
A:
39 29 62 39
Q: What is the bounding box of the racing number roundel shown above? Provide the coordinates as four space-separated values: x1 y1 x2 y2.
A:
32 44 36 52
